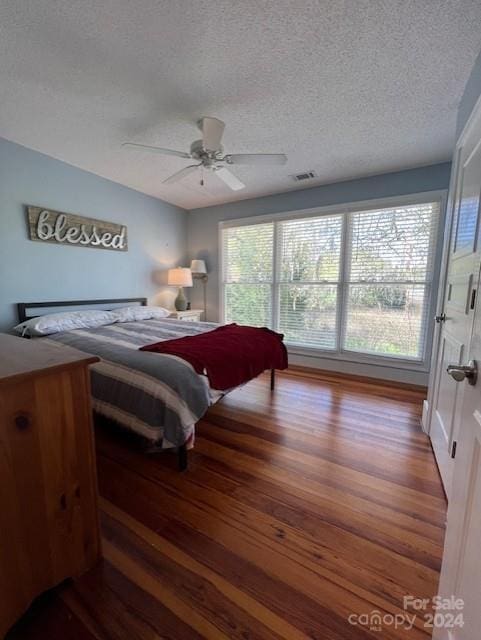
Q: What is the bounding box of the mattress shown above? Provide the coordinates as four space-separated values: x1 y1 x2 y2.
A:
46 318 224 447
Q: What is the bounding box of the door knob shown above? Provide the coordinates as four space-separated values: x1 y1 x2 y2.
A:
435 313 446 323
447 360 477 385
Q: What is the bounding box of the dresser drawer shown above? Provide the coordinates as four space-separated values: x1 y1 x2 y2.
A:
169 310 203 322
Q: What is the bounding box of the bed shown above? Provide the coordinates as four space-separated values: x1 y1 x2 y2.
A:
16 298 282 470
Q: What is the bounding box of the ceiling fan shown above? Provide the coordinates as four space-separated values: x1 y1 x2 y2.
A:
122 117 287 191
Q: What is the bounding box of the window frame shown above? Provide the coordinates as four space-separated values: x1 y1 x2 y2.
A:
219 190 446 372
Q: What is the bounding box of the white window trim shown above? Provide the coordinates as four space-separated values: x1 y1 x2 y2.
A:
219 190 447 372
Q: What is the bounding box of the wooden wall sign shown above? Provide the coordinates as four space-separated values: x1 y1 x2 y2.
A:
26 206 128 251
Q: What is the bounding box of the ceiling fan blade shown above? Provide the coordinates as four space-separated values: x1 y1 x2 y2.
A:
122 142 191 159
199 117 225 151
225 153 287 166
214 167 245 191
163 164 201 185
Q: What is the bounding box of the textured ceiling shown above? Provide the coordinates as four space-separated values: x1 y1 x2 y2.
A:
1 1 481 210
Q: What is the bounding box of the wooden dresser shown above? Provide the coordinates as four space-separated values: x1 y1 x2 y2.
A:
0 334 101 637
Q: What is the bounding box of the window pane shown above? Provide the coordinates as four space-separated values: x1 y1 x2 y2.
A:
278 215 342 282
454 145 481 253
344 285 427 358
225 284 272 327
223 223 273 283
349 203 439 282
279 284 337 349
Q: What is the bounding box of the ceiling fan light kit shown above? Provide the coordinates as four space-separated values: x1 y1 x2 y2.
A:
122 116 287 191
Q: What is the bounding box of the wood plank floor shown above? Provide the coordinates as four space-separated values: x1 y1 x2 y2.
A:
7 369 446 640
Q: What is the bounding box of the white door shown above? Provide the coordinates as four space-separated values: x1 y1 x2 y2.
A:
429 108 481 499
433 265 481 639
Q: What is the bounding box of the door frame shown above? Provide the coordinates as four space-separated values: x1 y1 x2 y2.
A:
426 93 481 438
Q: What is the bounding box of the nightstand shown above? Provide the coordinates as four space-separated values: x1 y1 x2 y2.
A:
169 309 204 322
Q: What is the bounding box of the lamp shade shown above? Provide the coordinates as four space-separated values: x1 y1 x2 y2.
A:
167 267 193 287
190 259 207 274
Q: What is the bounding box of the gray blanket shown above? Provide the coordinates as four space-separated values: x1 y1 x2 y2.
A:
47 318 221 447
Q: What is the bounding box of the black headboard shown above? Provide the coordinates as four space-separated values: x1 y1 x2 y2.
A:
17 297 148 323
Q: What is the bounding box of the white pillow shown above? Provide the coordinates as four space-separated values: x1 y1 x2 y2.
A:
111 305 170 323
14 309 117 336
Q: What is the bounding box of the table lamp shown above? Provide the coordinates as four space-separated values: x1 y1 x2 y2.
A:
167 267 193 311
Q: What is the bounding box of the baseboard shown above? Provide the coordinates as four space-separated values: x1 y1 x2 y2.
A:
286 351 429 387
286 364 428 393
421 399 429 432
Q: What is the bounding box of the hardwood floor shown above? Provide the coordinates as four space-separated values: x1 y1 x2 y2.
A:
7 369 446 639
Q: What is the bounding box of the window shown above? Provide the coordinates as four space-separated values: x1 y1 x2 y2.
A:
221 198 441 362
278 215 342 349
343 203 438 358
222 222 274 327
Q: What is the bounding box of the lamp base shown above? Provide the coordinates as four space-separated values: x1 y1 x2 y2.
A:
174 287 188 311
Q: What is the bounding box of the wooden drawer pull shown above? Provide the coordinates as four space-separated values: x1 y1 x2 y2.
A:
14 413 31 430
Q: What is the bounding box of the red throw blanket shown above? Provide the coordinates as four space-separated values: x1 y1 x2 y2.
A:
140 323 288 390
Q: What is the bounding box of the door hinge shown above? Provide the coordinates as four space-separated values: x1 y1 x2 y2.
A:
451 441 457 459
470 288 476 310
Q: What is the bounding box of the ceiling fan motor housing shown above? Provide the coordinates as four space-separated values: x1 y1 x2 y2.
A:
190 139 223 164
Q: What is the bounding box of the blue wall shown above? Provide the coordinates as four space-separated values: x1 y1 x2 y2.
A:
0 137 187 331
188 163 452 325
456 49 481 139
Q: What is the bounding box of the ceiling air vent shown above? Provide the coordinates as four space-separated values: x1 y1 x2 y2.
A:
291 170 317 182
